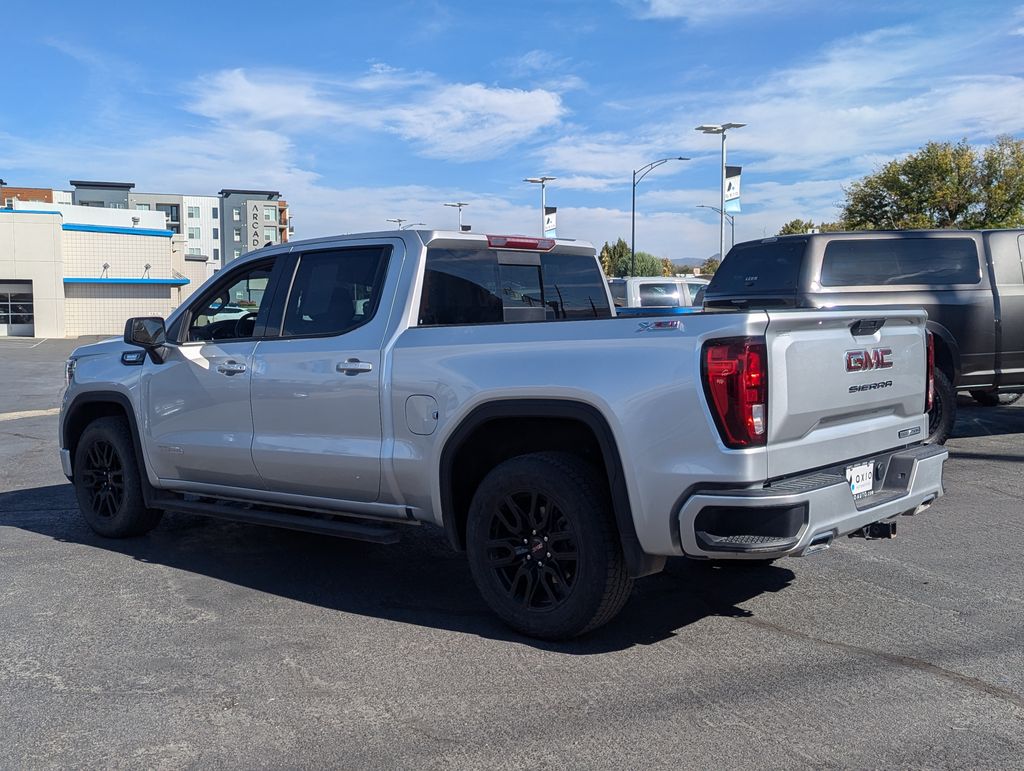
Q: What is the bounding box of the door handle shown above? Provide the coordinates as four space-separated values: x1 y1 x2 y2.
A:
337 359 374 375
216 361 247 376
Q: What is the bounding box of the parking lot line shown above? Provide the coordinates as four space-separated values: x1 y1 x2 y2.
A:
0 407 60 422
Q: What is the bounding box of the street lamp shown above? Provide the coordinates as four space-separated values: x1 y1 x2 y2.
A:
631 157 688 276
400 222 426 230
444 201 469 230
695 122 745 261
696 204 735 249
386 217 407 229
523 176 556 236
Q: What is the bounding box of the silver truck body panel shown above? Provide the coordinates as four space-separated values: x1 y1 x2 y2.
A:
60 229 947 565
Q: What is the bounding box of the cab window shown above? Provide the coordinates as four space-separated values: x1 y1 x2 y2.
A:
280 247 390 338
186 260 275 342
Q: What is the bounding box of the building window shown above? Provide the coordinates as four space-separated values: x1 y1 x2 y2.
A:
212 227 219 240
135 203 151 211
232 207 241 222
187 247 202 255
234 249 241 259
212 207 219 219
263 227 276 243
187 206 200 219
188 227 201 240
264 206 276 222
213 248 220 260
234 228 241 243
155 203 180 223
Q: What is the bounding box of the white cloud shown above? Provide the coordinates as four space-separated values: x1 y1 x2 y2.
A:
190 66 566 162
629 0 806 24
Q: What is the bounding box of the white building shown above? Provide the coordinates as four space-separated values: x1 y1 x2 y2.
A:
0 201 209 338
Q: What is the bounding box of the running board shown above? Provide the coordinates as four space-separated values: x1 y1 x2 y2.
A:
153 496 401 544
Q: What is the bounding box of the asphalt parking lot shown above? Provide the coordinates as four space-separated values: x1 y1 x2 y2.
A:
2 337 1023 768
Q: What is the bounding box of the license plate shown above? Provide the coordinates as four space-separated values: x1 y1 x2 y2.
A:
846 461 875 499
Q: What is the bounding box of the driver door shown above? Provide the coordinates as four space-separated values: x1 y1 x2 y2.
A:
140 257 284 489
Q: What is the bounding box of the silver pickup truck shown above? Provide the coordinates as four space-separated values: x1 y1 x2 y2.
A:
59 230 948 639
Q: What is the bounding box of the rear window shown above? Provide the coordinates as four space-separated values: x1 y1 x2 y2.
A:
418 248 611 326
638 282 681 307
608 281 627 307
820 238 981 286
707 239 806 296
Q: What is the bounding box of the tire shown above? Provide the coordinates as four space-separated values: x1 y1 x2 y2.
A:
465 452 633 640
926 368 955 445
970 390 1023 407
73 416 162 538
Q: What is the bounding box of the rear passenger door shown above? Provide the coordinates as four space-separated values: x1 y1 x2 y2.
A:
249 242 394 502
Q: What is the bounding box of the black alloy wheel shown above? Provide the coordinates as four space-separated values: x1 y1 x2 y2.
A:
466 452 632 640
80 439 125 519
926 368 955 444
73 416 162 538
484 491 579 612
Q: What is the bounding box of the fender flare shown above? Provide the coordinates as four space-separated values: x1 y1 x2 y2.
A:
62 391 157 506
925 321 961 385
438 398 664 579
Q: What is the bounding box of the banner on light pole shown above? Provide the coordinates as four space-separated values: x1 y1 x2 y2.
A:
544 206 557 238
724 165 741 202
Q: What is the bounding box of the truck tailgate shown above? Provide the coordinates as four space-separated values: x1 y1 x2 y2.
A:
765 308 928 479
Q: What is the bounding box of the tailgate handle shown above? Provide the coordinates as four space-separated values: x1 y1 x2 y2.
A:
850 318 886 336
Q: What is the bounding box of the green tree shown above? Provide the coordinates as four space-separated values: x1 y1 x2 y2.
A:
841 136 1024 230
700 257 720 275
599 239 664 277
778 219 844 235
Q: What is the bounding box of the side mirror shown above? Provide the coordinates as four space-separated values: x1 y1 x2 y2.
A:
124 317 167 363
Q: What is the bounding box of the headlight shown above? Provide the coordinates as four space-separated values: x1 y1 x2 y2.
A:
65 358 78 388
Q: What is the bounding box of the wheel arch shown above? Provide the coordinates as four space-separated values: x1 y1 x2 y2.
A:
63 391 155 503
438 398 664 579
926 321 961 385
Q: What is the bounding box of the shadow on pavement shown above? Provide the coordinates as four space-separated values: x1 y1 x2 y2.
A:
951 398 1024 440
2 483 795 654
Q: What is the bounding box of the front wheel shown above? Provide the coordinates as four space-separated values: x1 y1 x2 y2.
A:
73 416 162 537
466 452 633 640
927 368 956 444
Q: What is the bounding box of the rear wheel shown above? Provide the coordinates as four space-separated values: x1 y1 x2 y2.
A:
466 452 632 640
927 368 955 444
970 390 1023 407
73 416 162 537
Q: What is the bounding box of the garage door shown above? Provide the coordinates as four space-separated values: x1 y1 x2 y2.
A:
0 281 34 337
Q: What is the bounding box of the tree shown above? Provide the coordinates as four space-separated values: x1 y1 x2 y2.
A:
700 257 720 275
660 257 676 277
778 219 844 235
599 239 664 277
841 136 1024 230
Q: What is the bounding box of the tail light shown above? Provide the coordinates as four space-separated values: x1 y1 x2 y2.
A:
702 337 768 448
926 331 935 412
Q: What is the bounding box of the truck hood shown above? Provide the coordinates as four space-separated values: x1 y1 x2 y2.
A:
70 336 127 359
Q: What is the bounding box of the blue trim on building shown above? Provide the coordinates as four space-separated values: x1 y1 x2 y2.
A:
61 223 174 237
64 277 190 286
0 208 62 216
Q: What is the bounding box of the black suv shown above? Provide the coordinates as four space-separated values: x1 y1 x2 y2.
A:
704 230 1024 443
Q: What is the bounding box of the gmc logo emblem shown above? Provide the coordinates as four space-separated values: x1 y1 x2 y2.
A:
846 348 893 372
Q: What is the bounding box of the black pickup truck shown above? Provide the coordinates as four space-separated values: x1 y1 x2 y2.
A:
704 229 1024 443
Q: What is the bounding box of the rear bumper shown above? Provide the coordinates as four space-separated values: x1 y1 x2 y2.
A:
677 443 948 559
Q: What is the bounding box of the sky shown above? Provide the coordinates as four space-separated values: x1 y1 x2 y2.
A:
2 0 1023 261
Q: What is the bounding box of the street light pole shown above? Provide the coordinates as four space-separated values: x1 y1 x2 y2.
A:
386 217 407 229
696 204 735 249
695 123 746 260
444 201 468 230
524 176 555 236
630 156 689 276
